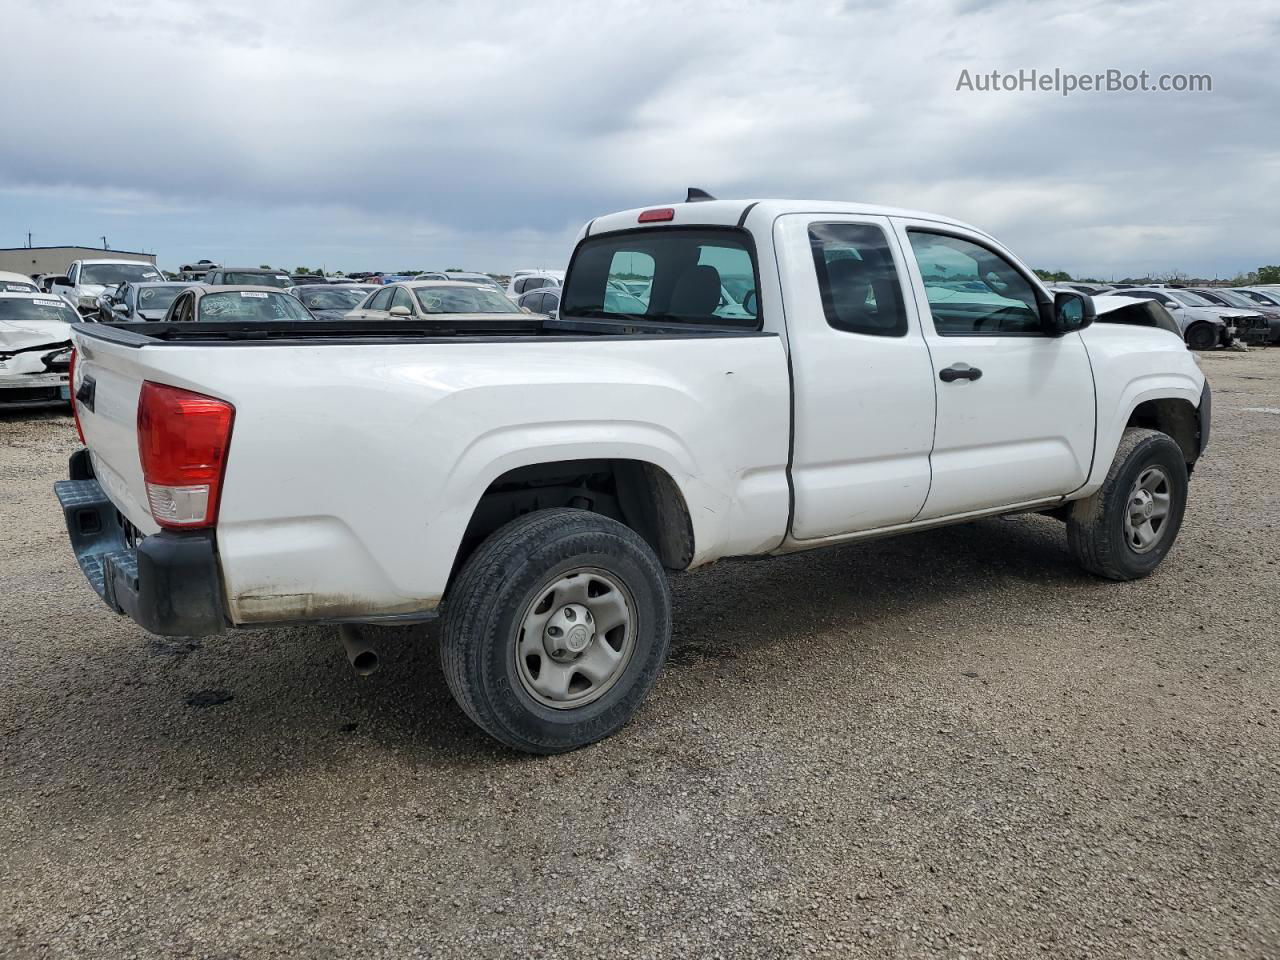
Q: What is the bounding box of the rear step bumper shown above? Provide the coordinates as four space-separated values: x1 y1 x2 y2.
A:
54 450 227 637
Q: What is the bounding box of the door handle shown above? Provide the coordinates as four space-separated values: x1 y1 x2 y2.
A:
939 366 983 383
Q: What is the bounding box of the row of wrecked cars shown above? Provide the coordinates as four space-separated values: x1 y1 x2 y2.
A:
1050 282 1280 350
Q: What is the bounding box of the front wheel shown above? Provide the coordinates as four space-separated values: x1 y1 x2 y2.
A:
1185 322 1218 351
440 508 672 754
1067 427 1188 580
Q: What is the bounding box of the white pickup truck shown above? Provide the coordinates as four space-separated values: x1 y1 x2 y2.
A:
56 197 1210 753
49 259 167 315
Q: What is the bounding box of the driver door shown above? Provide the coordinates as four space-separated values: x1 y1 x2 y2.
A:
892 218 1096 521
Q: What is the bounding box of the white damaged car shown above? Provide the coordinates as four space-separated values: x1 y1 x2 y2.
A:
0 292 76 405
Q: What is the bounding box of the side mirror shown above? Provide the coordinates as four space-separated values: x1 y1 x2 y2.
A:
388 305 412 317
1164 300 1183 310
1047 291 1095 336
51 275 71 286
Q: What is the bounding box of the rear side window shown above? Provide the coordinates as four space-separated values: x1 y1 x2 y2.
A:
808 223 908 337
561 228 760 328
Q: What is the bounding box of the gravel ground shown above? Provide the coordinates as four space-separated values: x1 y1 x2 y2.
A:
2 350 1278 959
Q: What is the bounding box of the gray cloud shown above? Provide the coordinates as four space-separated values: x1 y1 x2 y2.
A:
2 0 1274 276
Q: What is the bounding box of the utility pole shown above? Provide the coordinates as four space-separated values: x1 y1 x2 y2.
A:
27 232 32 248
101 236 108 250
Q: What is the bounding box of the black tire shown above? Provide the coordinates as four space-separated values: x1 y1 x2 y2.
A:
1185 322 1218 351
440 508 672 754
1067 427 1188 581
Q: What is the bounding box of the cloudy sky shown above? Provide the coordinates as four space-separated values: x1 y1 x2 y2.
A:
3 0 1276 278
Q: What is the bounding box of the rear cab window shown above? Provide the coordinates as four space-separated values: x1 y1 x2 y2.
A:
560 228 761 330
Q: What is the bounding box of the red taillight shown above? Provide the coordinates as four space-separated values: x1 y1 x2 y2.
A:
638 208 675 223
69 347 85 443
137 381 235 529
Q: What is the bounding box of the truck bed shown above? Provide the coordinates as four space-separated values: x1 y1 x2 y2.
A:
67 319 793 630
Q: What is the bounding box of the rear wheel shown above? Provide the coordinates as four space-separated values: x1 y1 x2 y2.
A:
1185 322 1218 351
441 508 672 754
1067 428 1188 580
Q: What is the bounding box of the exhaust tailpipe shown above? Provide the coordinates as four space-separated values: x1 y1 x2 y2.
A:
338 624 379 676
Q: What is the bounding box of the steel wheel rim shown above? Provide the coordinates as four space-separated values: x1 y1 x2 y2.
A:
1123 465 1172 554
514 567 637 710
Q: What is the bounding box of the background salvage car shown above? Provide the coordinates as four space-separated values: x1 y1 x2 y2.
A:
1109 286 1259 349
0 291 75 405
96 281 199 322
1189 287 1280 344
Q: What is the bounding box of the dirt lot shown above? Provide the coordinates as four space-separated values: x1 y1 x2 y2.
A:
2 350 1278 959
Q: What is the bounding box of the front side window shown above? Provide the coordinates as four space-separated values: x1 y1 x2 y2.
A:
169 292 195 323
906 231 1043 336
808 222 908 337
561 228 759 328
368 287 395 311
197 291 312 322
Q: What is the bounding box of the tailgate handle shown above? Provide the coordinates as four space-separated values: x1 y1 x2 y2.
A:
76 376 96 412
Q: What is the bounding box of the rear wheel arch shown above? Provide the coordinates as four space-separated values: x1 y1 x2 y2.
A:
447 458 695 596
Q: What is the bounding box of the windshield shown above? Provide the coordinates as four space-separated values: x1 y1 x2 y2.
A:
81 263 164 285
197 291 314 322
1240 289 1280 305
561 229 759 328
0 297 77 324
298 288 369 310
414 286 522 314
1167 290 1213 307
223 272 292 288
136 285 187 312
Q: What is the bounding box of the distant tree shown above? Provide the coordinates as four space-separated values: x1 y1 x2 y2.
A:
1155 269 1189 283
1256 265 1280 284
294 266 314 275
445 266 463 272
259 264 272 270
1034 268 1073 282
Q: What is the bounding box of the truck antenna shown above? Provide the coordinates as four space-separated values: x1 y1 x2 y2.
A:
685 187 716 203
